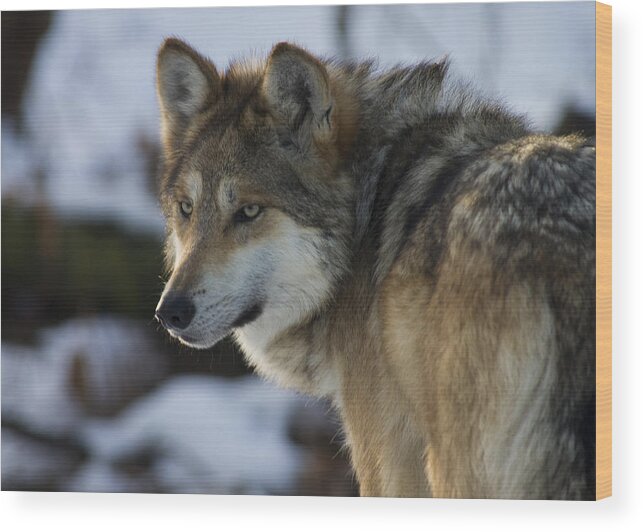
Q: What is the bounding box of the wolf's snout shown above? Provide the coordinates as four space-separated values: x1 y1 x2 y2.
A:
155 294 196 331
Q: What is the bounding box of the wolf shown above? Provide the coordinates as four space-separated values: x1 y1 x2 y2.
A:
154 38 596 499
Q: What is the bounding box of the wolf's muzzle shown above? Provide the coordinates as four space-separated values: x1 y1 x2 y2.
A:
155 294 196 331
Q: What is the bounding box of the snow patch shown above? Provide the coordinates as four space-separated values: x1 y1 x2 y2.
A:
69 376 305 494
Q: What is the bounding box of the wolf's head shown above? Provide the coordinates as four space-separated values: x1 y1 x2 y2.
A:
154 39 356 351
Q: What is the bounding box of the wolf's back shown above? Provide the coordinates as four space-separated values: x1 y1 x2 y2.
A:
376 130 596 499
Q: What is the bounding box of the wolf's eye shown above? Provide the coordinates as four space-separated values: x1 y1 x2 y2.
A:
234 204 262 223
179 201 193 218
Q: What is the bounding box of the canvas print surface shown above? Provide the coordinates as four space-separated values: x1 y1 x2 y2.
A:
2 2 604 499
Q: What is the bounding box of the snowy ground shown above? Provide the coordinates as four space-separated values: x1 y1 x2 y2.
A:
69 376 305 495
2 317 340 494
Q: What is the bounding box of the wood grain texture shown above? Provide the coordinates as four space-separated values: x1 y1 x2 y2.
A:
595 1 612 501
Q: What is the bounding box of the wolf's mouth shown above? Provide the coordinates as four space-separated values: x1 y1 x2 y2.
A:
168 302 264 349
175 333 197 343
232 303 264 329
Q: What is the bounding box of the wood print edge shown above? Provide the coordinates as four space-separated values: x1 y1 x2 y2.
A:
595 0 612 501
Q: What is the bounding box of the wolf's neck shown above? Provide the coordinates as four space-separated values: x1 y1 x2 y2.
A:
336 60 451 246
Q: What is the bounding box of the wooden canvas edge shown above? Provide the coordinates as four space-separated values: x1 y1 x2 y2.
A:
595 1 612 501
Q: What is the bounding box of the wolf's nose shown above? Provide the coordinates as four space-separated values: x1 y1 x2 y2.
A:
155 295 196 330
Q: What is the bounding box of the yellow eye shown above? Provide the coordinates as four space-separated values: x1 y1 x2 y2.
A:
243 204 261 218
235 204 263 223
180 201 193 217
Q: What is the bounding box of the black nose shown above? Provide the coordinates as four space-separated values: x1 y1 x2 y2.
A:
156 295 196 330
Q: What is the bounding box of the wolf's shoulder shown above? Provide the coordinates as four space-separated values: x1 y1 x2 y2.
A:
376 132 596 282
473 133 596 207
450 134 596 249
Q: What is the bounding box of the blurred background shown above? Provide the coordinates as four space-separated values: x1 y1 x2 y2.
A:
1 2 595 495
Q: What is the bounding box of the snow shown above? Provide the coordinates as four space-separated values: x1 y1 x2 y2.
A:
2 317 311 494
2 341 84 437
69 376 306 494
1 119 41 202
1 316 166 435
349 3 595 129
2 3 595 233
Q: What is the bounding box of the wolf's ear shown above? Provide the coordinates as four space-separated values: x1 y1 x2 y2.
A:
157 38 219 150
263 43 334 151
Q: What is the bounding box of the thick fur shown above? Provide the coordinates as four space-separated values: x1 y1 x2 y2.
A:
154 38 596 499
